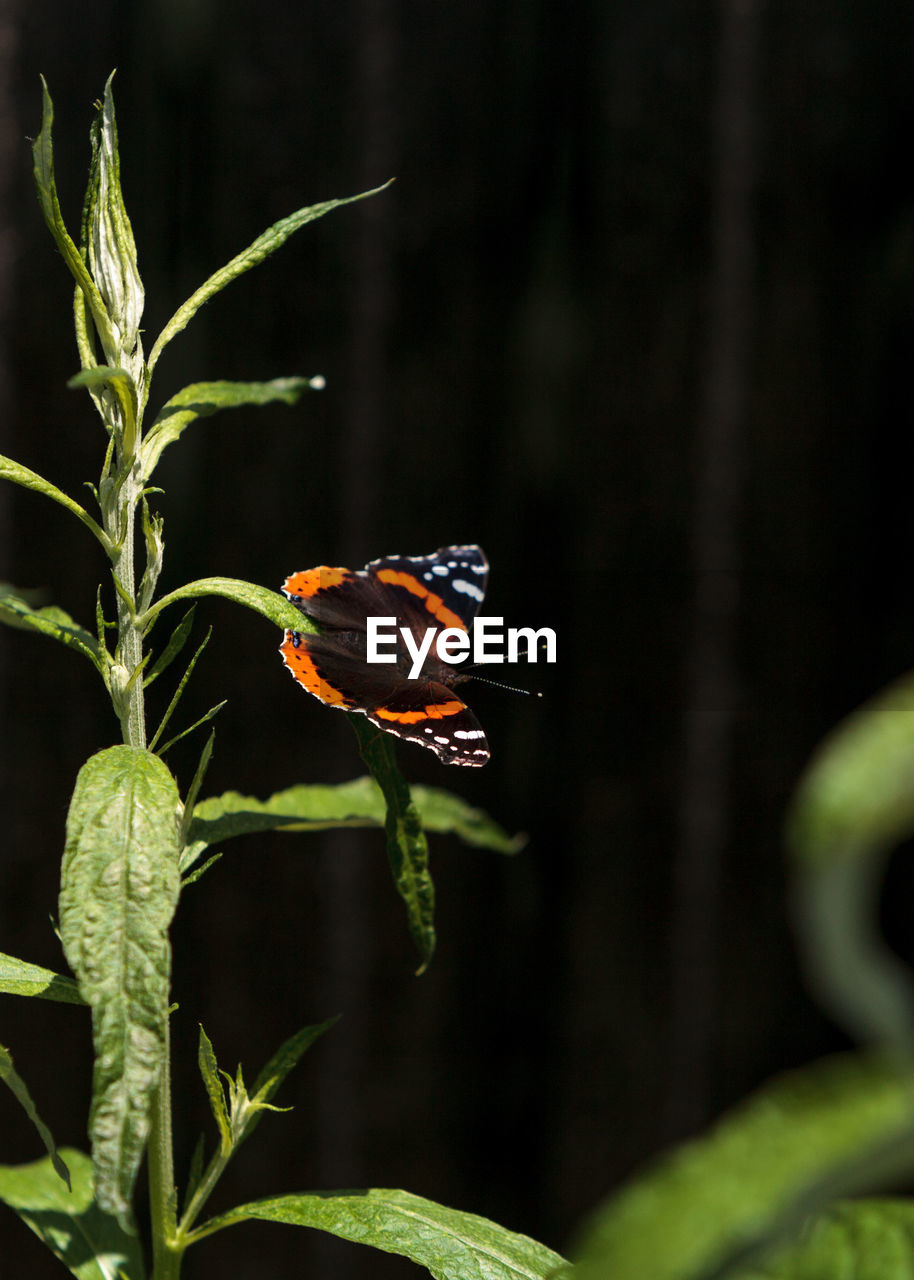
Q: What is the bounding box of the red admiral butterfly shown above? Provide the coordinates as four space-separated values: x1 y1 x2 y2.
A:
280 545 491 766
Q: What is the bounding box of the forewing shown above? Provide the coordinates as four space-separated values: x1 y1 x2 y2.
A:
281 566 392 631
280 630 404 709
367 545 489 631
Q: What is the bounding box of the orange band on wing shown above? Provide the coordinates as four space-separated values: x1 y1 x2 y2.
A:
375 699 465 724
280 632 353 707
375 569 466 630
282 566 350 598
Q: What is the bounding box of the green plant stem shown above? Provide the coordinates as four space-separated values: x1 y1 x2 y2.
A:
178 1143 233 1242
148 1015 182 1279
110 446 180 1274
113 470 147 749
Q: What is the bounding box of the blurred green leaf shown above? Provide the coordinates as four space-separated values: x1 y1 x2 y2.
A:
0 951 84 1004
787 672 914 1046
192 1187 566 1280
572 1053 914 1280
0 586 102 672
734 1198 914 1279
59 746 181 1222
0 1045 70 1187
141 377 325 479
0 1148 145 1280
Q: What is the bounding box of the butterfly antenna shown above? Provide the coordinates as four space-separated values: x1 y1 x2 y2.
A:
465 671 543 698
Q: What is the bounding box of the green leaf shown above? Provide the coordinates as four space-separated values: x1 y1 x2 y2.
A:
0 951 85 1004
145 608 195 688
198 1026 231 1157
68 367 139 445
31 78 118 361
83 74 144 380
350 717 436 973
1 1044 70 1187
0 1147 145 1280
0 456 110 550
59 746 181 1221
734 1198 914 1279
145 185 390 381
148 626 212 751
192 1187 565 1280
251 1018 338 1108
571 1053 914 1280
142 576 309 634
181 776 522 875
787 671 914 1046
156 701 226 756
140 377 325 480
0 585 103 672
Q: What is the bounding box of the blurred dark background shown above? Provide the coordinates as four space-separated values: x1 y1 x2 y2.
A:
2 0 914 1275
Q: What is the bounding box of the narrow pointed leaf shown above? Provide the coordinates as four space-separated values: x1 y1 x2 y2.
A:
194 1187 566 1280
146 185 390 377
1 1045 70 1186
141 377 325 479
147 626 212 751
0 1147 145 1280
156 700 225 756
142 577 308 634
198 1027 231 1157
0 456 109 548
31 79 117 358
0 951 84 1004
59 746 181 1221
0 586 102 671
733 1198 914 1279
571 1053 914 1280
350 717 435 972
144 607 196 687
787 671 914 1046
251 1019 338 1105
180 730 215 848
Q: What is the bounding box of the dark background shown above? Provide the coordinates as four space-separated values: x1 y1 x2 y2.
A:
1 0 913 1276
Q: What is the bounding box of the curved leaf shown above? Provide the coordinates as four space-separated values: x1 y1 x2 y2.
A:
0 1147 145 1280
146 184 391 379
192 1187 565 1280
59 746 181 1221
141 377 325 479
142 577 308 634
182 776 522 871
0 586 102 672
0 457 109 549
0 1045 70 1187
0 951 84 1004
350 717 435 972
571 1053 914 1280
31 79 117 361
787 671 914 1045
